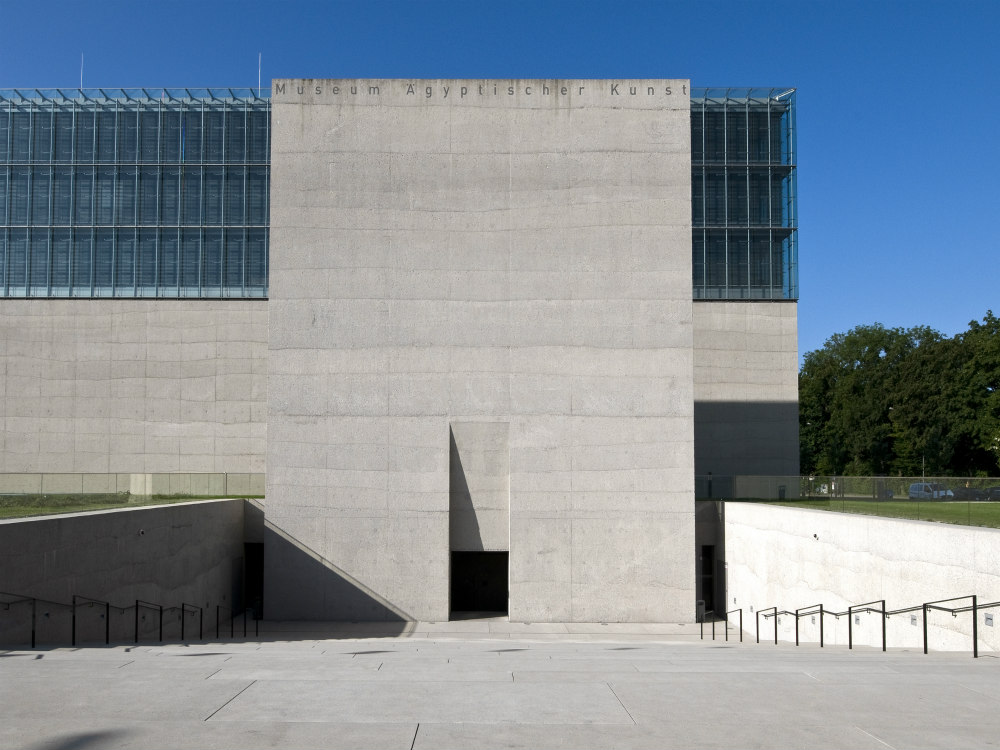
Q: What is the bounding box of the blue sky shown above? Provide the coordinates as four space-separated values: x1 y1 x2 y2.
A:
2 0 997 360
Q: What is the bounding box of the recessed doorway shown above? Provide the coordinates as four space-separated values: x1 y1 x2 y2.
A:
450 551 508 615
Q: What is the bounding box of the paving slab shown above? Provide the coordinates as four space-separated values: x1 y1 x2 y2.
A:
3 619 1000 749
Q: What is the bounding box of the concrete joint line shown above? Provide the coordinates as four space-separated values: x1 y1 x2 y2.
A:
607 684 636 725
855 726 895 749
409 723 420 750
204 680 256 721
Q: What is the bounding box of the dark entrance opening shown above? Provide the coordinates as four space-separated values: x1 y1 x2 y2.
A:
700 544 715 614
450 551 508 614
244 542 264 619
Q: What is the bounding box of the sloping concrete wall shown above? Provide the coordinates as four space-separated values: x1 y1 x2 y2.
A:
725 502 1000 652
267 79 695 622
0 499 247 645
0 300 267 473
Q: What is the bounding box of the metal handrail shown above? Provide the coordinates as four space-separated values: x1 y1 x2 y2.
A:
795 604 824 647
726 608 743 642
757 607 778 645
71 595 110 646
751 594 990 658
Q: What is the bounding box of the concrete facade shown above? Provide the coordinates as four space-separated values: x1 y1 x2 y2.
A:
0 300 267 474
725 502 1000 652
265 79 696 623
693 301 799 482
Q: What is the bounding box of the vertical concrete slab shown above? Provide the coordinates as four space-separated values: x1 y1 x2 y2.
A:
267 79 695 622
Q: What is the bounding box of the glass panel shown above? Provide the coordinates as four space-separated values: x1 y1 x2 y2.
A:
224 228 244 293
0 232 5 290
203 110 224 162
161 110 181 163
52 167 72 225
202 227 222 293
9 167 29 224
116 166 137 224
93 227 114 294
180 227 201 292
138 228 157 293
32 109 53 163
248 109 268 163
247 165 267 224
160 165 179 225
139 166 159 225
0 169 7 225
50 228 71 293
72 229 93 294
139 110 158 162
705 232 726 289
11 111 31 163
117 109 138 163
75 109 96 163
203 166 223 224
181 166 201 224
7 228 28 292
74 166 94 224
95 166 115 224
54 111 74 162
246 227 266 291
158 228 179 293
727 232 749 296
182 109 202 163
31 168 51 224
96 111 117 162
225 166 245 224
226 107 246 162
0 111 8 163
114 228 136 293
29 228 49 293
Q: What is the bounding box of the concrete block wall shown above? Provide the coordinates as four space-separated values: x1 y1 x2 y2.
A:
0 499 247 645
693 302 799 479
266 79 696 622
725 502 1000 653
0 300 267 473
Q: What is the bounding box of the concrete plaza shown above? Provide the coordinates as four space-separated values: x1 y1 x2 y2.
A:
3 618 999 750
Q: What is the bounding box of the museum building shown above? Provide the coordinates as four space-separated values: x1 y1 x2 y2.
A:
0 80 798 622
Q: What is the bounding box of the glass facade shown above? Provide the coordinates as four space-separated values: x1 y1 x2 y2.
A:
0 88 269 298
691 88 797 300
1 84 796 302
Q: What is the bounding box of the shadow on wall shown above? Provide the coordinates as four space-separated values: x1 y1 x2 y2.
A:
262 522 413 632
449 427 483 550
694 401 800 480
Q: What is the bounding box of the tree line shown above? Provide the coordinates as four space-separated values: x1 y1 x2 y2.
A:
800 311 1000 477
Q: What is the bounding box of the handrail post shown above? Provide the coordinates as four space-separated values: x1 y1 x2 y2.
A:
725 609 729 642
181 606 186 642
756 610 760 644
739 609 743 643
134 599 139 644
848 605 853 650
712 619 716 641
881 600 886 652
700 617 703 640
973 595 978 659
71 595 77 647
158 605 163 643
922 603 928 655
819 605 824 648
795 608 799 646
774 609 778 645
